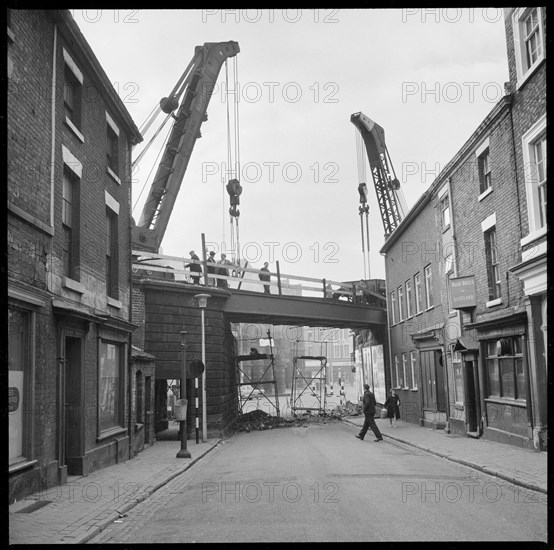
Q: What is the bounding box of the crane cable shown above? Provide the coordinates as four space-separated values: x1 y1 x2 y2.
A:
224 57 241 266
355 127 370 279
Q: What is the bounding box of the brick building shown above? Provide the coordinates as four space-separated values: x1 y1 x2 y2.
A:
380 7 546 450
8 10 142 502
504 7 547 451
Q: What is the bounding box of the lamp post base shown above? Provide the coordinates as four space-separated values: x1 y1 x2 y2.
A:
176 448 192 458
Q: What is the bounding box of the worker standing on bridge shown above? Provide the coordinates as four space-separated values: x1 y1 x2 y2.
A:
259 262 271 294
217 253 231 289
185 250 202 284
206 251 216 286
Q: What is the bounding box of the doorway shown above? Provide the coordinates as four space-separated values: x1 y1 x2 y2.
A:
420 349 446 412
64 336 84 475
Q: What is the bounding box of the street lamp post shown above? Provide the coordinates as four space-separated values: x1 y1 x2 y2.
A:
194 293 211 442
176 331 191 458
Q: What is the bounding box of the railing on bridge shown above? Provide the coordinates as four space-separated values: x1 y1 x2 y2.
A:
132 251 386 306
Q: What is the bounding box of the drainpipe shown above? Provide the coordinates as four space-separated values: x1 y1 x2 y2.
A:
49 25 57 228
382 252 395 397
127 139 134 460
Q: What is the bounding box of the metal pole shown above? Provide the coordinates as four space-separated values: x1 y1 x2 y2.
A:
194 376 199 444
177 331 191 458
201 307 207 442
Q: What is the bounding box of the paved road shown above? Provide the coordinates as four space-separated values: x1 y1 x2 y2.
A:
88 422 546 543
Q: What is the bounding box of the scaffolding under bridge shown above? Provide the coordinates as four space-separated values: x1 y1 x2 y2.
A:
290 340 328 416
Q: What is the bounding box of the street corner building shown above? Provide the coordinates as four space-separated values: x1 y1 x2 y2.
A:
8 9 144 502
379 7 546 451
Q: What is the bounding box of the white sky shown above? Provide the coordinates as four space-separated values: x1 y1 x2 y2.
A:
71 8 509 284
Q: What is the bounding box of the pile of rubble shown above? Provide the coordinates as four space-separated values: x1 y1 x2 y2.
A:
234 409 294 432
234 400 364 433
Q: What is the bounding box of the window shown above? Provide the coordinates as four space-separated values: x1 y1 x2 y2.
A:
106 125 119 174
410 351 417 389
63 49 83 132
394 355 401 388
390 291 397 325
452 351 464 403
106 207 118 298
440 194 450 229
405 280 412 318
333 343 340 358
401 353 407 388
9 307 31 466
414 272 422 314
512 8 545 87
62 167 80 280
533 135 547 228
424 264 433 308
478 149 491 194
397 286 404 321
485 336 525 400
99 341 125 432
522 118 547 236
484 228 501 300
106 112 120 180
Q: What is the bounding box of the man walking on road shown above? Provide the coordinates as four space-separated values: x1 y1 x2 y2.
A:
356 384 383 442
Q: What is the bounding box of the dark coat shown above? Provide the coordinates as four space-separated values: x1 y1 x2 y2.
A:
206 256 216 274
362 389 376 416
258 266 270 282
384 393 401 419
185 253 202 273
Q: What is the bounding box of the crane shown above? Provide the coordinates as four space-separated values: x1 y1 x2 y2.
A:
351 112 407 238
132 41 240 254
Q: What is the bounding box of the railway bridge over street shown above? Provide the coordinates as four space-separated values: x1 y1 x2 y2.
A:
131 254 387 437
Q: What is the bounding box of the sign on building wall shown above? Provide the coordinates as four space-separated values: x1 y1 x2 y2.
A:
449 276 477 309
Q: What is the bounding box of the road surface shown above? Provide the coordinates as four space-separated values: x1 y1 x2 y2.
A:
88 422 547 543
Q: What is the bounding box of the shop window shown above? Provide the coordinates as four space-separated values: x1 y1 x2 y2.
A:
9 307 31 466
485 336 525 400
98 340 125 433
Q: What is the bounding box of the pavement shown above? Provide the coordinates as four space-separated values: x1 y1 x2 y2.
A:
9 417 548 545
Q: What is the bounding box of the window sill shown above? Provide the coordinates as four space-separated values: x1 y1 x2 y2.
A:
486 297 502 308
63 276 85 294
521 226 547 248
64 116 85 143
9 459 38 474
516 57 545 91
478 187 493 202
410 388 418 392
401 387 410 391
107 296 122 309
96 426 127 442
107 166 121 185
425 306 434 312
